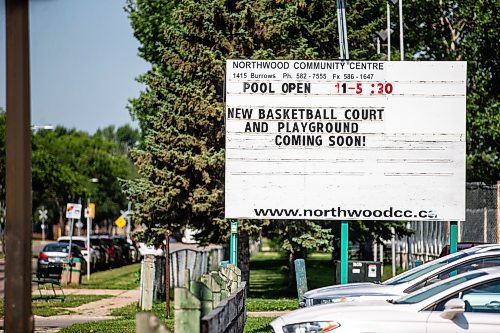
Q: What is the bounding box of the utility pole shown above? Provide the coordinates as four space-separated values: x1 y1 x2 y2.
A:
5 0 33 331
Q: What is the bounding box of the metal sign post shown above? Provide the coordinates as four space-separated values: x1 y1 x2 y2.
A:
126 202 132 236
229 220 238 266
340 221 349 284
85 199 92 281
336 0 350 284
39 206 48 242
67 217 75 285
450 221 458 254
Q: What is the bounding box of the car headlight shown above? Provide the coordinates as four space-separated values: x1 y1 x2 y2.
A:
283 321 341 333
325 297 355 304
314 297 355 305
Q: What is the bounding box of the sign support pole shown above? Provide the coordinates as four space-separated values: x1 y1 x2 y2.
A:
450 221 458 254
229 219 238 266
67 218 74 285
86 198 91 281
340 221 349 284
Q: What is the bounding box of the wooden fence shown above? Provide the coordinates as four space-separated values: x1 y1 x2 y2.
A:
140 246 225 302
175 264 246 333
138 263 246 333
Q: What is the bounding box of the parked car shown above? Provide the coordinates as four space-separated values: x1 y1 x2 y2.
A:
439 242 487 257
97 235 122 267
89 236 109 270
57 236 98 271
37 242 88 278
126 238 140 263
112 235 133 264
300 244 500 307
272 267 500 333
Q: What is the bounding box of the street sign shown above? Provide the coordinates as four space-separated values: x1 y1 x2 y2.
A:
89 203 95 219
225 60 466 221
66 203 82 219
38 208 48 222
84 203 95 219
115 216 126 228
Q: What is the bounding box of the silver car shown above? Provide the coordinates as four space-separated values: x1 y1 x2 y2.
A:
272 267 500 333
301 244 500 307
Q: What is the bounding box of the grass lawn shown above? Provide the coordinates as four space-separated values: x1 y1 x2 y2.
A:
63 250 398 332
60 301 273 333
0 295 112 318
69 263 141 290
249 251 334 299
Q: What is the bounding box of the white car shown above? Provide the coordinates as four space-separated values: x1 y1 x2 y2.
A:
272 267 500 333
301 244 500 306
58 236 97 271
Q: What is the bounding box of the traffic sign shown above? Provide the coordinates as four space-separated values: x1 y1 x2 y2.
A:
84 203 95 219
38 208 48 222
115 216 126 228
66 203 82 219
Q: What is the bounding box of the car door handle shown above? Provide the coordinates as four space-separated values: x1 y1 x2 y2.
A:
485 301 500 309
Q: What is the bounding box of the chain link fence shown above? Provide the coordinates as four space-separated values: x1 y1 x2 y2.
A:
462 182 498 243
392 182 499 267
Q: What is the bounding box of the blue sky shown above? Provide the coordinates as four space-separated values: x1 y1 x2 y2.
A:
0 0 150 134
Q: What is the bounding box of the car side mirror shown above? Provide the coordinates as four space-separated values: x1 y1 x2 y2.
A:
440 298 465 320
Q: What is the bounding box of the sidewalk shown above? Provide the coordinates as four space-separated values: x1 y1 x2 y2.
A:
0 288 140 332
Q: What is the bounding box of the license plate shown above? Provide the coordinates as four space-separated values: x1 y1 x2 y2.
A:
49 257 62 263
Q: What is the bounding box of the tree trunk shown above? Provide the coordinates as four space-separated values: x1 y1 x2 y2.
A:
237 229 250 285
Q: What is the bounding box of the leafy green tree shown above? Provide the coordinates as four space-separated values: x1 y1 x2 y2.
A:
32 127 135 236
124 0 402 284
402 0 499 183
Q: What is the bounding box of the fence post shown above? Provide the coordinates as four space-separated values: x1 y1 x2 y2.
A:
190 279 214 317
137 312 171 333
174 286 201 333
202 273 222 307
226 264 241 292
294 259 308 301
212 271 228 300
141 255 155 311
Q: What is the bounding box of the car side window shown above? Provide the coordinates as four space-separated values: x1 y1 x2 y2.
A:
461 279 500 313
435 258 500 282
431 293 459 311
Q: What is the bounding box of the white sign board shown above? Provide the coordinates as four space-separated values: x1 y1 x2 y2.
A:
225 60 466 221
66 203 82 219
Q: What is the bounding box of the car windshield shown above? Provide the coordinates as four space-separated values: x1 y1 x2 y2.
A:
384 251 468 285
43 243 71 253
59 240 85 248
394 271 486 305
